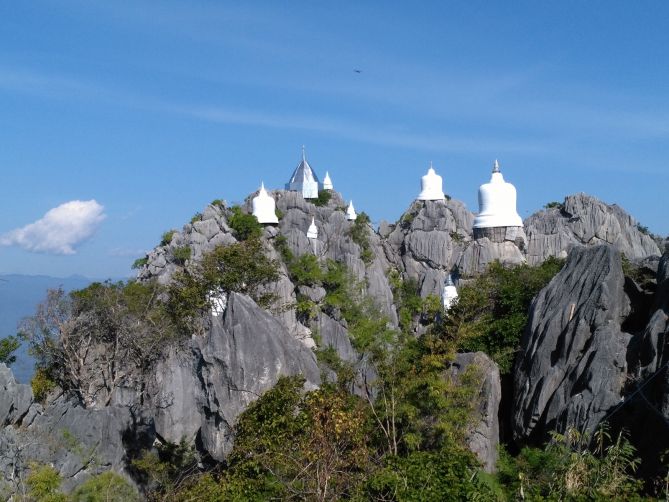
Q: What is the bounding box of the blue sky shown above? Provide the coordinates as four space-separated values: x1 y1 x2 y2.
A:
0 1 667 278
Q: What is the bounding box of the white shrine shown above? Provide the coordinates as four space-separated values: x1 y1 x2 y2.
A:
306 217 318 239
286 146 321 199
251 182 279 224
472 160 523 238
442 274 459 310
323 171 334 191
346 200 357 221
417 162 446 201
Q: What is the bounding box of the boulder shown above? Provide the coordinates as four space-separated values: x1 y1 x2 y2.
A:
513 245 631 442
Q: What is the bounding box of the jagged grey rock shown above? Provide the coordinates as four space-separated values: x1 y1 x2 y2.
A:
150 293 320 461
0 367 139 495
525 193 660 266
513 245 631 442
449 352 501 473
0 364 32 426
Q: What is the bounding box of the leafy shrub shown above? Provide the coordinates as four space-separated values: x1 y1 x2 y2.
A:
637 223 650 235
348 211 374 264
161 230 176 246
190 212 202 224
313 189 332 207
228 205 263 241
172 245 191 265
26 463 66 502
131 256 148 270
211 199 225 209
71 471 140 502
287 253 322 286
31 367 57 402
275 207 284 220
545 201 564 210
0 335 19 365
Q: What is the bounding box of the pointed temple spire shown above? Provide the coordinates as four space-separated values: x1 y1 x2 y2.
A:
417 162 446 201
307 217 318 239
252 182 279 224
492 159 500 173
323 171 333 190
473 159 523 229
286 146 321 198
346 200 357 221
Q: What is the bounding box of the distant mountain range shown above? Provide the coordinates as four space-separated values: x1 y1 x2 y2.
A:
0 274 96 383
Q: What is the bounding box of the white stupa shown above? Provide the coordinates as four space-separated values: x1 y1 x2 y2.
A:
251 182 279 224
323 171 333 190
442 274 459 310
417 162 446 201
473 160 523 229
306 217 318 239
286 146 321 199
346 200 357 221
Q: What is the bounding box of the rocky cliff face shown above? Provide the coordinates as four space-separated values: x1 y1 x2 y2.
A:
513 245 631 441
0 364 142 493
525 193 660 266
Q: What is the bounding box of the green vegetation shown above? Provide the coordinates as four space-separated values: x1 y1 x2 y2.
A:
497 427 643 500
131 256 148 270
25 463 66 502
545 201 565 210
228 205 263 241
31 367 57 402
167 239 279 333
438 257 565 373
160 230 176 246
0 335 20 365
210 198 225 209
275 207 284 220
190 212 202 223
348 211 374 264
171 245 191 265
70 472 139 502
313 189 332 207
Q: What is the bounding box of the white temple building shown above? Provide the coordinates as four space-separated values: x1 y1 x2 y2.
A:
251 182 279 224
286 146 321 199
306 217 318 239
346 200 357 221
323 171 333 190
442 274 459 310
472 160 523 236
417 163 446 201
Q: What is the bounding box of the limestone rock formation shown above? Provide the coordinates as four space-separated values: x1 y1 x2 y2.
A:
0 364 140 494
449 352 501 473
513 245 631 442
525 193 660 266
385 199 473 296
149 293 320 461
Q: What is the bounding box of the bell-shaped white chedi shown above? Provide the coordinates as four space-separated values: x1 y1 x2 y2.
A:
286 146 321 199
251 182 279 224
306 217 318 239
442 274 459 311
417 162 446 201
473 160 523 229
323 171 334 190
346 200 357 221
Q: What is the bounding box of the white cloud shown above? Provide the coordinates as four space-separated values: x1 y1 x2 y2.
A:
0 200 106 255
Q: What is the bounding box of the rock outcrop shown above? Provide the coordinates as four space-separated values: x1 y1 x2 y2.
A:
0 364 140 493
150 293 320 461
513 245 631 442
449 352 501 473
525 193 660 266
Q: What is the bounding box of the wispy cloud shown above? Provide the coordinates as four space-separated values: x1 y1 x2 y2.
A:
0 200 106 254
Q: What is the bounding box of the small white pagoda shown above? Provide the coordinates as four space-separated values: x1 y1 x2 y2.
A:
251 182 279 224
442 274 459 310
286 146 321 199
306 217 318 239
473 160 523 234
417 162 446 201
346 200 357 221
323 171 334 190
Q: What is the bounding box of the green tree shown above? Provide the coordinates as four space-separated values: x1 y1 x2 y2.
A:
25 464 66 502
228 206 263 241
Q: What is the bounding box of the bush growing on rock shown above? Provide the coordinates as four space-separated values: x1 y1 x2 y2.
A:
0 335 20 365
228 205 263 241
313 189 332 207
160 229 176 246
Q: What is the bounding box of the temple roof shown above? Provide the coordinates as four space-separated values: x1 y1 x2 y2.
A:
288 146 320 186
